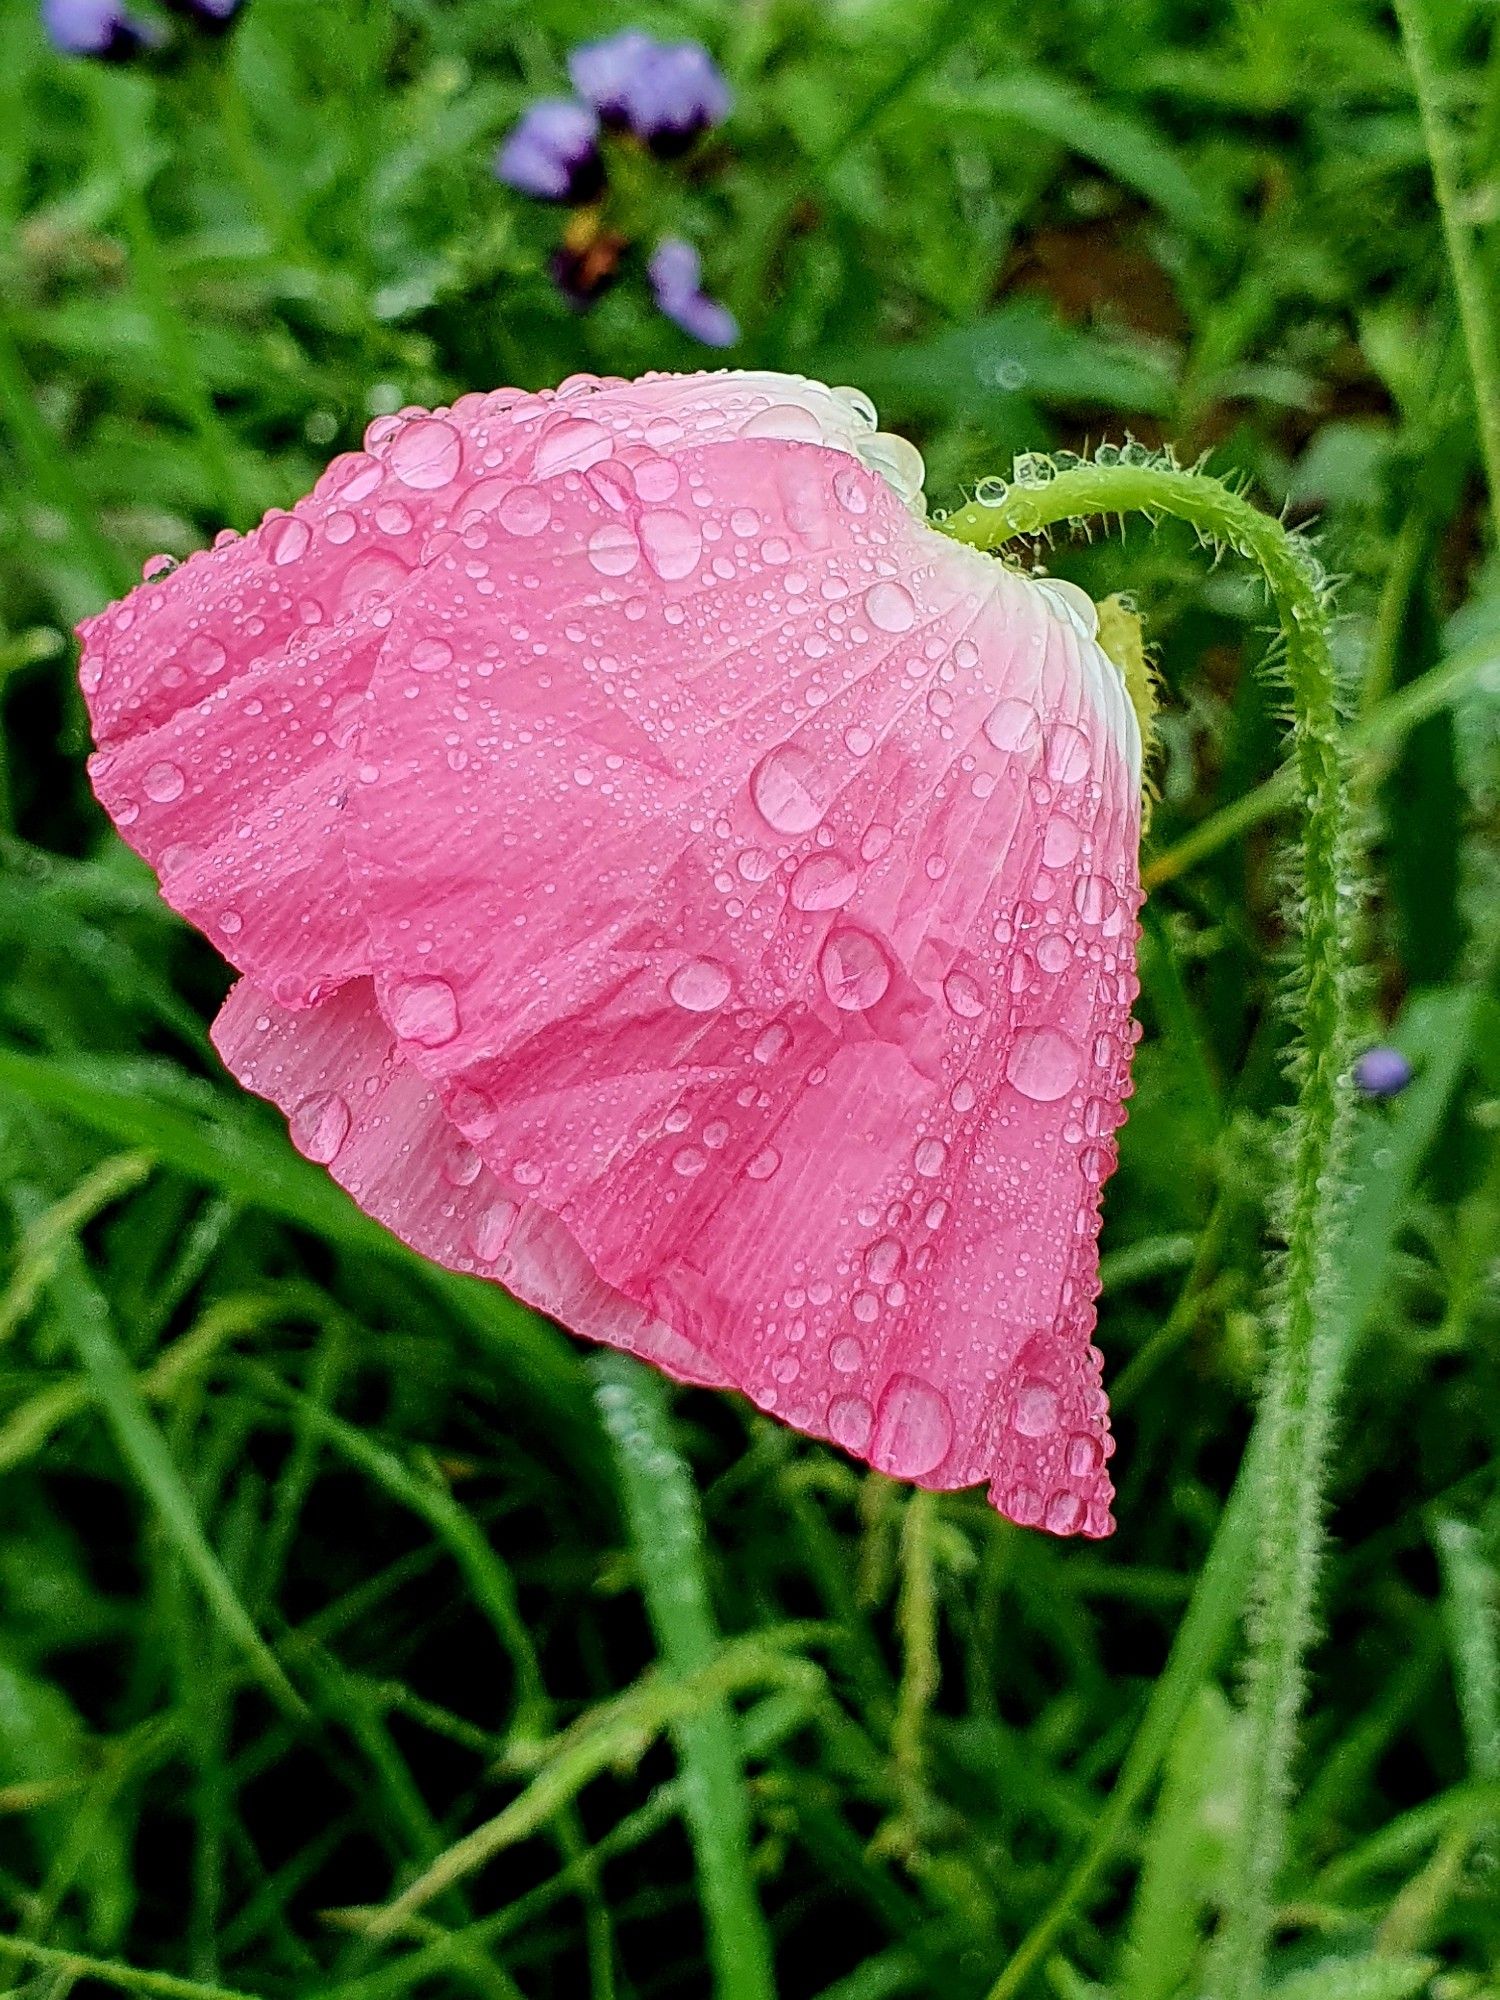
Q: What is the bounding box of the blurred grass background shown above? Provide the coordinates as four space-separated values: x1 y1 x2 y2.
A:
2 1 1499 1996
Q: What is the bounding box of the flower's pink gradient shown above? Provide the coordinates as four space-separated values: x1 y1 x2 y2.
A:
79 371 1144 1535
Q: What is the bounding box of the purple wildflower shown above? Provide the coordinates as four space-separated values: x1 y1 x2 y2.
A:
648 237 739 348
496 99 604 205
41 0 158 58
570 31 730 155
1353 1046 1413 1099
159 0 246 29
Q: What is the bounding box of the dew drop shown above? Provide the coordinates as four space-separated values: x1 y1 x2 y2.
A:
870 1374 952 1477
865 1237 905 1285
913 1137 947 1178
750 744 826 834
409 636 454 674
1006 1026 1082 1102
790 852 858 912
746 1146 781 1180
1043 817 1082 868
844 725 874 756
828 1393 873 1452
144 761 185 804
831 1335 863 1374
943 970 985 1019
819 929 890 1011
387 417 462 489
865 581 916 633
288 1091 350 1164
266 516 311 566
389 976 459 1047
673 1147 707 1178
1072 875 1119 925
588 523 640 576
469 1197 518 1263
753 1023 790 1064
325 511 356 546
375 500 413 535
495 484 551 536
535 417 612 477
640 509 702 581
744 402 825 443
833 466 869 515
1066 1433 1103 1479
1037 934 1072 974
984 699 1041 754
668 958 732 1012
1011 1378 1061 1437
1045 723 1091 784
443 1140 484 1187
1044 1490 1085 1535
633 456 680 503
860 824 893 863
737 848 774 884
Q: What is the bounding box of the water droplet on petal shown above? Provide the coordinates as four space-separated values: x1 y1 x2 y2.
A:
1067 1434 1103 1478
640 509 702 581
753 1023 790 1064
984 699 1041 754
389 976 459 1047
443 1140 484 1187
864 1237 904 1285
1045 724 1091 784
790 852 858 911
860 824 893 863
266 516 311 566
870 1374 951 1477
820 929 890 1011
1037 934 1072 974
1044 1490 1085 1535
535 417 612 477
387 417 462 489
943 970 985 1018
831 1335 863 1373
746 1146 780 1180
1011 1378 1060 1437
750 745 826 834
1006 1027 1082 1102
1042 817 1081 868
828 1393 873 1452
496 485 551 536
864 581 916 633
144 761 185 804
744 403 825 443
290 1091 350 1164
1072 875 1119 925
470 1197 517 1263
913 1137 947 1178
410 637 453 674
668 958 732 1012
588 524 640 576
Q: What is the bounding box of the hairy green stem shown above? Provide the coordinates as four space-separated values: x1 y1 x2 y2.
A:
945 458 1356 2000
1395 0 1500 540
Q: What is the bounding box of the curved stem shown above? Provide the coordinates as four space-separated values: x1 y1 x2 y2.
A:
945 459 1356 2000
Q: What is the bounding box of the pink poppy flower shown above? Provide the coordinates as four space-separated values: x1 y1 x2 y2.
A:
78 371 1144 1536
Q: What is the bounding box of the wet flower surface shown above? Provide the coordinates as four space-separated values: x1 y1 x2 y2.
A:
78 370 1145 1535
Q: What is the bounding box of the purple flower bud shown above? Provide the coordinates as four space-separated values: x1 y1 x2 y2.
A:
495 99 604 205
159 0 246 30
42 0 158 59
1353 1045 1412 1099
570 31 730 155
648 237 739 348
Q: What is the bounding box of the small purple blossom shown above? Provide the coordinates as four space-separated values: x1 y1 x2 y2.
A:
570 31 730 155
42 0 158 58
160 0 247 29
648 237 739 348
496 99 605 205
1353 1046 1413 1099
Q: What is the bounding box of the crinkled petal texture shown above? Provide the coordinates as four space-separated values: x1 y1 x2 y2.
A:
79 370 1144 1536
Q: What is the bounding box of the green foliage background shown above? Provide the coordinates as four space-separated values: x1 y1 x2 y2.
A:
0 1 1498 1997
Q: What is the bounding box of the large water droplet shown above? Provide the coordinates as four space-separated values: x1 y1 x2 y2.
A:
750 744 826 834
984 699 1041 754
1045 723 1091 784
1044 1490 1085 1535
535 418 613 477
388 417 462 490
1011 1378 1060 1437
266 516 311 566
469 1197 517 1263
668 958 732 1012
790 852 857 911
1066 1433 1103 1479
746 1146 780 1181
1042 817 1081 868
864 1237 905 1285
497 484 552 536
289 1091 350 1164
831 1335 863 1374
943 970 985 1019
827 1393 873 1452
820 929 890 1011
864 581 916 633
743 403 825 443
870 1374 952 1477
409 637 454 674
144 761 185 804
389 976 459 1047
913 1137 947 1178
588 523 640 576
1072 875 1119 925
753 1023 790 1064
1006 1026 1081 1101
640 509 702 581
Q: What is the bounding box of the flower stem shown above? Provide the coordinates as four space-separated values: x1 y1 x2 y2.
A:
946 458 1356 2000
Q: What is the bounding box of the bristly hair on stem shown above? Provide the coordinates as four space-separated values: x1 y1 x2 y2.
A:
944 448 1360 2000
